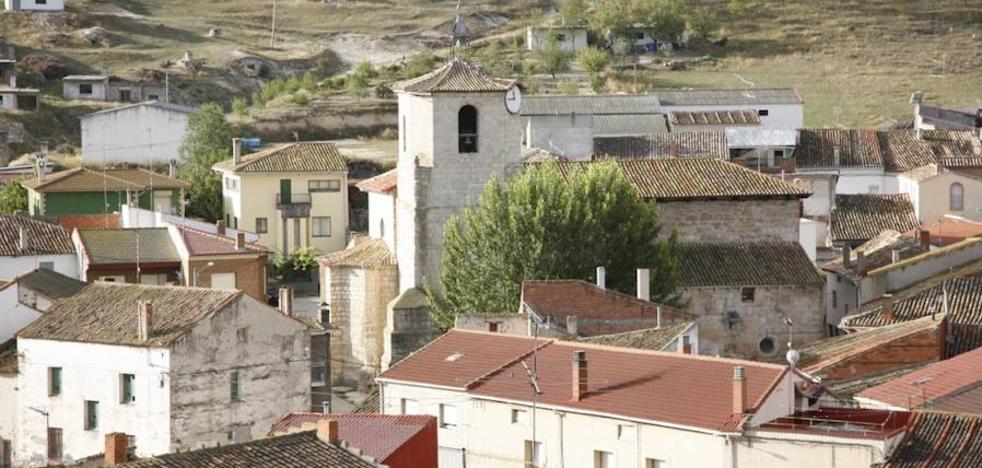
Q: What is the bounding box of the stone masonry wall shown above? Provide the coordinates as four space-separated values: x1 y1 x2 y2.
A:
328 265 399 386
658 199 801 243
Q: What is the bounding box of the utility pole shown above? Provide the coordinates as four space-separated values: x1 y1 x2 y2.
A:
270 0 278 48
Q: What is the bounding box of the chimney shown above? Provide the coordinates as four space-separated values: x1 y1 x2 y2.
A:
279 286 294 316
216 220 227 236
232 138 242 165
235 232 245 250
596 266 606 290
880 294 895 322
636 268 650 302
732 366 747 415
891 249 901 263
18 227 27 252
678 334 692 354
833 146 841 167
857 250 867 273
842 244 852 268
566 315 579 337
919 229 931 250
316 419 340 445
571 350 588 402
104 433 129 465
138 301 154 341
168 159 177 178
656 306 662 328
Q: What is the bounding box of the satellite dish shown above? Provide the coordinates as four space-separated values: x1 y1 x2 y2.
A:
786 349 800 367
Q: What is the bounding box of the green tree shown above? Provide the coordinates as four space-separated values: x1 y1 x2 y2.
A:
435 160 680 328
231 97 248 117
556 80 579 95
558 0 588 25
634 0 687 43
687 6 719 41
347 61 375 97
0 178 28 213
402 50 441 79
577 46 610 93
178 103 239 222
534 31 571 78
590 0 632 34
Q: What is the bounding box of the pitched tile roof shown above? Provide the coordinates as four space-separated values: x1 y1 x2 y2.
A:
820 230 925 278
269 413 435 462
866 237 982 277
520 94 662 115
882 129 982 172
18 283 243 347
669 110 761 127
655 88 802 106
6 268 86 300
552 158 810 201
575 321 695 351
21 168 187 192
318 237 396 269
77 228 180 264
830 194 920 243
214 142 348 173
918 215 982 247
875 412 982 468
795 129 883 169
355 169 396 194
0 214 74 256
114 431 376 467
521 280 695 334
176 226 268 256
353 389 380 414
678 242 822 287
380 329 788 432
594 132 729 159
858 344 982 411
392 58 515 94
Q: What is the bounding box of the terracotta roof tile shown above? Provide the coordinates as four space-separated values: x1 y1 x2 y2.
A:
678 242 822 287
798 316 944 376
214 142 347 173
0 214 74 256
830 194 920 243
881 129 982 172
594 132 729 159
177 226 268 256
22 168 186 192
795 129 883 169
8 268 86 300
78 228 180 264
858 344 982 411
18 283 242 347
355 169 397 194
917 215 982 247
268 413 435 462
669 110 761 127
318 237 396 269
115 431 376 467
392 58 514 94
575 322 695 351
876 412 982 467
821 230 925 278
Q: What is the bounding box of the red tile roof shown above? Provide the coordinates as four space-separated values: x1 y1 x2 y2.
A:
268 413 435 462
380 329 788 432
177 226 268 256
355 169 397 194
916 215 982 247
876 412 982 467
857 345 982 410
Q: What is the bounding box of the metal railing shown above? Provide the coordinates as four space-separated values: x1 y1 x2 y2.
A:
276 193 312 205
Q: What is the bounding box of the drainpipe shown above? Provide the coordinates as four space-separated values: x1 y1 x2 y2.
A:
557 411 565 468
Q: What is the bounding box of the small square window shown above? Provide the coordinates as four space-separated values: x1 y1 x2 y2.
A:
741 287 755 303
618 424 635 441
757 109 769 116
511 409 528 424
312 217 331 237
84 401 99 430
646 459 667 468
400 398 419 415
255 217 268 234
236 327 248 344
79 83 93 95
439 404 458 428
594 450 615 468
309 180 341 192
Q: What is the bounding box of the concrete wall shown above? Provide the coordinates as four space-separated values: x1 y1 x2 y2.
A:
4 0 64 11
658 199 801 243
81 105 191 166
63 80 108 101
860 240 982 302
736 431 891 468
368 192 396 254
660 104 803 129
681 283 825 360
121 206 259 243
524 114 594 160
14 339 173 466
183 256 267 300
0 254 78 281
169 295 310 450
900 171 982 224
0 284 41 343
454 313 529 335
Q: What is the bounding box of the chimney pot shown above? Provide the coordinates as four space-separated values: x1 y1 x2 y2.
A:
842 244 852 269
566 315 579 337
232 138 242 165
18 227 27 252
656 306 662 328
138 301 154 341
216 220 227 236
572 350 588 402
880 294 895 322
891 249 901 263
732 365 747 415
236 232 245 250
919 229 932 250
316 419 340 445
857 250 867 273
833 146 841 167
636 268 650 302
596 266 606 290
279 286 294 316
104 433 129 465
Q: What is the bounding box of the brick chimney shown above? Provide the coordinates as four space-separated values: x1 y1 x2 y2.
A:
732 366 746 415
833 146 841 167
236 232 245 250
919 229 931 250
316 419 340 445
571 350 587 402
216 220 227 236
636 268 650 301
678 334 692 354
566 315 579 337
138 301 154 341
596 266 606 290
279 286 293 316
18 227 27 252
842 244 852 269
880 294 895 322
232 138 242 165
104 433 129 465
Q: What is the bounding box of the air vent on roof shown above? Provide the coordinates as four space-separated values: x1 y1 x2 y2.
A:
445 352 463 362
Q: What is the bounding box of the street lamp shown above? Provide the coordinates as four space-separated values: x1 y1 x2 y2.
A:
192 261 215 287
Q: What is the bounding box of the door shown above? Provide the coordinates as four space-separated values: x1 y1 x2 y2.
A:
211 272 237 290
280 179 291 204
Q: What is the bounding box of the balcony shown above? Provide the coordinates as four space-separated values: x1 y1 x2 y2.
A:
276 193 311 218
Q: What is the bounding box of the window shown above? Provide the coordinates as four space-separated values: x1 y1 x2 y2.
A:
511 409 528 424
309 180 341 192
37 0 48 4
757 109 769 116
439 404 458 428
741 287 755 303
311 364 326 386
832 290 838 309
617 424 635 441
79 83 93 95
951 183 965 211
488 321 499 332
148 94 159 101
594 450 615 468
120 373 135 403
84 400 99 430
1 438 10 468
119 89 132 102
646 459 667 468
401 398 419 415
236 327 248 344
230 371 241 402
256 217 268 234
36 261 54 271
458 105 479 153
758 336 777 355
524 440 543 468
47 428 62 462
48 367 61 396
99 275 126 283
312 217 332 237
0 132 7 145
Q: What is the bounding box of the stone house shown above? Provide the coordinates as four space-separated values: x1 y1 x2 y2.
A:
0 268 84 342
677 242 824 360
23 167 187 217
526 25 588 53
213 141 350 256
62 75 163 103
0 214 78 280
4 282 311 466
80 101 196 166
377 329 905 468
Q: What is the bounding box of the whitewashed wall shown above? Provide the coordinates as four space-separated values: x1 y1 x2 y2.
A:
368 192 396 254
120 205 259 243
81 105 191 166
0 285 42 342
0 255 78 281
5 0 65 11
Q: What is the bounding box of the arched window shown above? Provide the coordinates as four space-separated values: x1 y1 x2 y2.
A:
458 105 478 153
951 183 964 211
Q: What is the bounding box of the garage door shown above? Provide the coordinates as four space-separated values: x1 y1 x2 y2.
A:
211 272 237 290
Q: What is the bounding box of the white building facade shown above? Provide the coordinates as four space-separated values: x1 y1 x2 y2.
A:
81 101 195 166
3 0 64 11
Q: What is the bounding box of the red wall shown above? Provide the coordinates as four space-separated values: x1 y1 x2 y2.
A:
383 416 438 468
